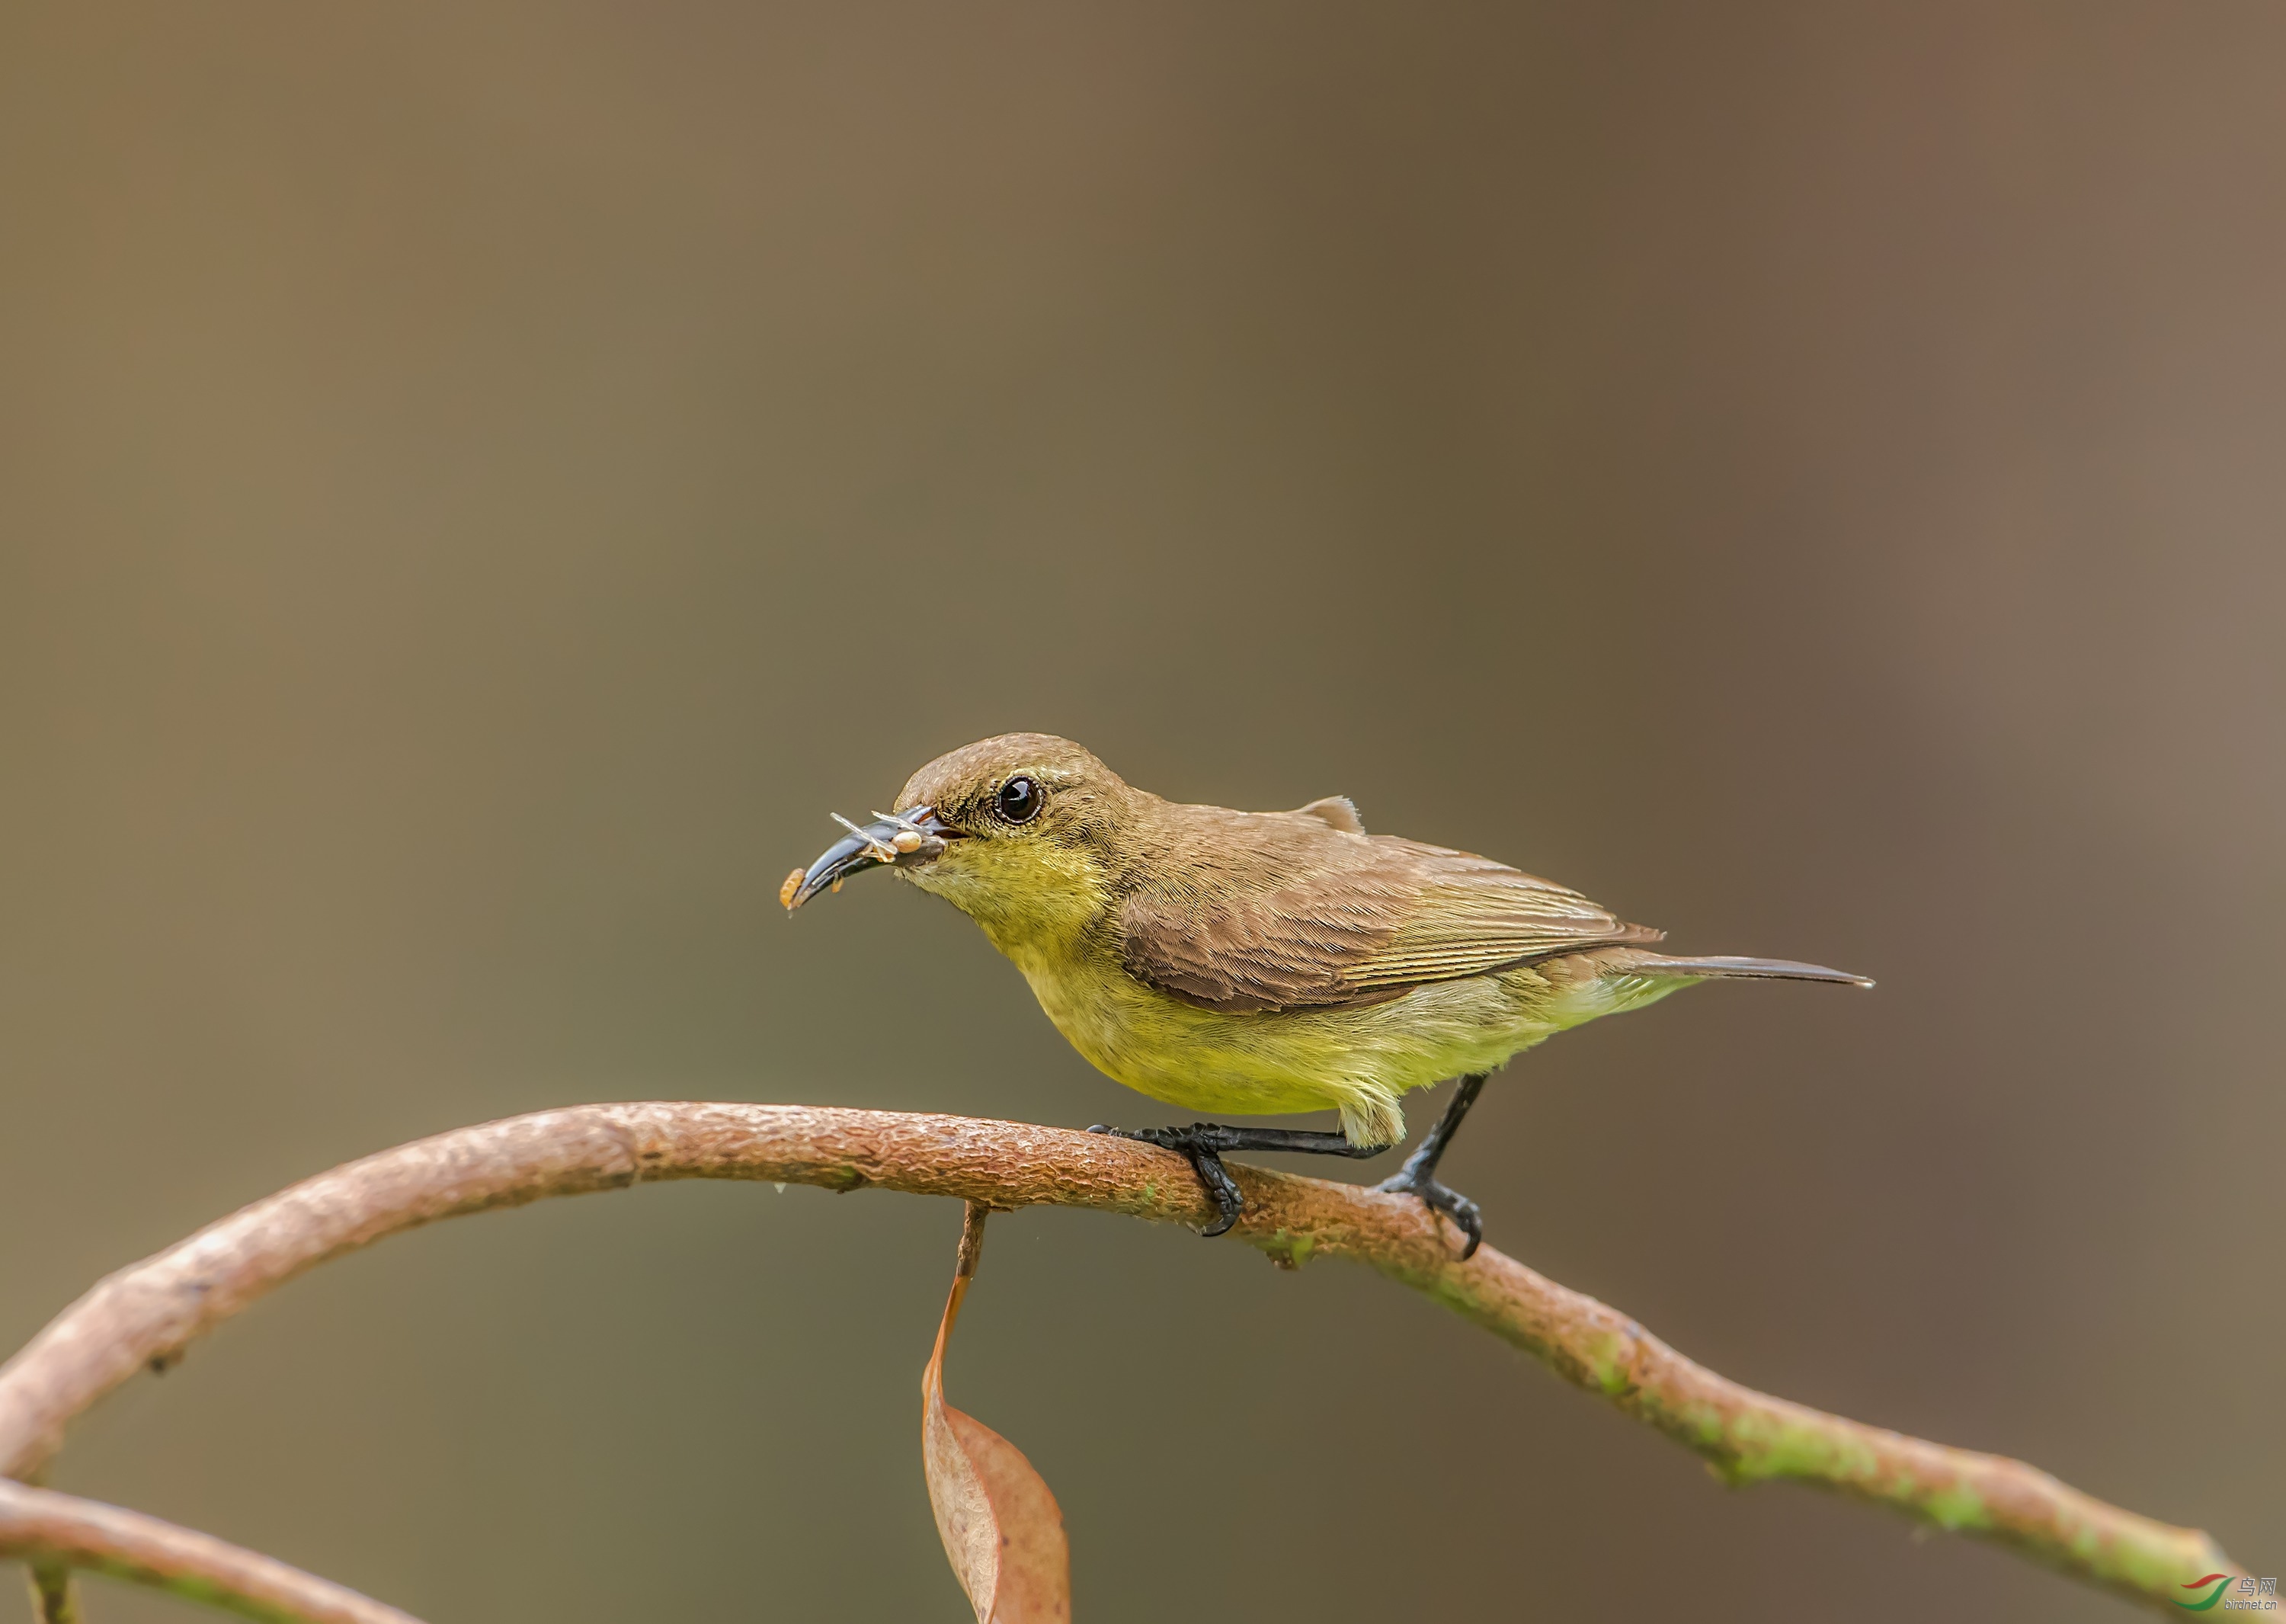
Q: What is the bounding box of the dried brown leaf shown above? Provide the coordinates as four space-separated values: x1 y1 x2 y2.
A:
921 1204 1071 1624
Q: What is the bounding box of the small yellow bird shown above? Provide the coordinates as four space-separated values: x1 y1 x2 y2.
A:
786 733 1868 1255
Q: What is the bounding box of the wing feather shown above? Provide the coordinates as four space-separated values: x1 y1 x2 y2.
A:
1116 814 1660 1012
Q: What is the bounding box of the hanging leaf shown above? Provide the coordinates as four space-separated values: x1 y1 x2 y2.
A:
922 1203 1071 1623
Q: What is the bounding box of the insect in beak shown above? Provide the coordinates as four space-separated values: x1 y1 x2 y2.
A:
783 806 964 909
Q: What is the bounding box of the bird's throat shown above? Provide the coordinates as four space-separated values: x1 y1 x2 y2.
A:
908 839 1113 972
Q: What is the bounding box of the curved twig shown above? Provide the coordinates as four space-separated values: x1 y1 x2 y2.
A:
1 1480 419 1624
0 1103 2248 1616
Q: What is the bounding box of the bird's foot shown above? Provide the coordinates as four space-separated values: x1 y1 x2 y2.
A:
1090 1123 1397 1238
1377 1164 1484 1260
1089 1123 1246 1236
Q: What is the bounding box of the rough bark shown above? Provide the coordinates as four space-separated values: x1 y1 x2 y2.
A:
2 1481 417 1624
0 1103 2247 1618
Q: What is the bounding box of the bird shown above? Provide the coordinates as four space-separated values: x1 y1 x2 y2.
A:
782 733 1868 1257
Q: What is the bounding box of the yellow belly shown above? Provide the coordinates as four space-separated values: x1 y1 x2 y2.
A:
1013 953 1682 1146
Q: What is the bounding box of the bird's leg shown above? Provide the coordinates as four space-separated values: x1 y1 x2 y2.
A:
1377 1073 1489 1259
1087 1123 1394 1238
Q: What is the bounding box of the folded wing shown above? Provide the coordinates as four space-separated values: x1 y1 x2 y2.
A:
1117 822 1661 1012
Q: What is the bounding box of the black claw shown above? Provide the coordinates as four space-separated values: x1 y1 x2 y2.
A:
1089 1120 1386 1238
1093 1123 1248 1235
1369 1072 1491 1259
1188 1151 1244 1238
1377 1168 1484 1259
1439 1185 1485 1261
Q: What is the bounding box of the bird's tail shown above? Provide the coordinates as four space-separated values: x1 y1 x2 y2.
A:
1624 953 1873 989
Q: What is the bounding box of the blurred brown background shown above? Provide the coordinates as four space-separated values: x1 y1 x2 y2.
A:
2 4 2279 1619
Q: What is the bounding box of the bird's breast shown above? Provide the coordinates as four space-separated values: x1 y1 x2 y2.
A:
1014 950 1161 1082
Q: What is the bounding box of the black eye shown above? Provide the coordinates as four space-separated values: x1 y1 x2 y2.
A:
996 775 1043 824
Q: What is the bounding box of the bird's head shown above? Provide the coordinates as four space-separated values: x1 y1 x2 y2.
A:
781 732 1134 956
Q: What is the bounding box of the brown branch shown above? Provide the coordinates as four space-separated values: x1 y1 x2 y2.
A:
0 1103 2246 1616
2 1480 419 1624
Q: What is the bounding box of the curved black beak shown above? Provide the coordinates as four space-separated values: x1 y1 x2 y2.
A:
781 806 963 911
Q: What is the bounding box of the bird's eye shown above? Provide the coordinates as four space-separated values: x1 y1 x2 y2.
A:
996 775 1044 825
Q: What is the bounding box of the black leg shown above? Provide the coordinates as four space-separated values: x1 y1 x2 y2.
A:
1377 1074 1489 1259
1088 1123 1394 1238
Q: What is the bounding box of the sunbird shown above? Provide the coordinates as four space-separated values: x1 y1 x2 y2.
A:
784 734 1868 1256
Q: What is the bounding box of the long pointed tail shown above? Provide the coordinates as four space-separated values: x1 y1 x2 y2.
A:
1626 953 1873 988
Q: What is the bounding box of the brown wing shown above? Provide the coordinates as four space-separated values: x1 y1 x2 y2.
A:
1116 811 1662 1012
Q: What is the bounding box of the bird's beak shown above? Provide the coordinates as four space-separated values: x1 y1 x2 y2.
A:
781 806 964 911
